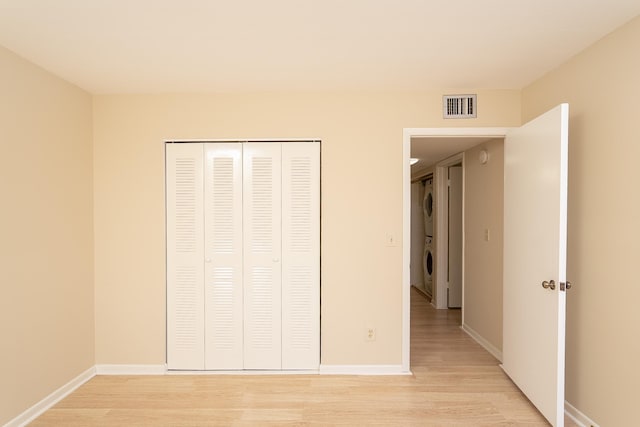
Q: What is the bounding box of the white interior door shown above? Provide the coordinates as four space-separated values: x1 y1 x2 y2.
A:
243 143 282 369
166 143 205 370
203 143 244 369
503 104 568 427
447 165 463 308
281 142 320 369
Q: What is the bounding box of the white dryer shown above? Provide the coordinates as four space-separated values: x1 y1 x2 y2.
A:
423 177 434 236
423 236 434 296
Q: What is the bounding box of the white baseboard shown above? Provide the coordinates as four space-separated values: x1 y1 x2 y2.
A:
461 324 503 362
319 364 409 375
5 366 96 427
166 369 319 375
565 400 599 427
96 364 409 376
95 364 167 375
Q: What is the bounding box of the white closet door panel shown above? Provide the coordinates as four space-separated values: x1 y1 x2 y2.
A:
243 143 282 369
166 143 205 370
204 143 244 370
281 142 320 369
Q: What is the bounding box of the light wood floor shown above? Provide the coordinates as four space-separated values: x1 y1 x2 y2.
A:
31 288 577 426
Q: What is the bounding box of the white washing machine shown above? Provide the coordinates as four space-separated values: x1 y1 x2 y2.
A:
423 236 434 296
423 177 434 236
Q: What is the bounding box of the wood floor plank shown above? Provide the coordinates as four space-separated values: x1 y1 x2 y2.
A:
30 288 577 426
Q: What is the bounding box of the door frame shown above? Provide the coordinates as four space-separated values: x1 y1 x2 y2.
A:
433 153 464 310
402 127 509 372
165 138 321 371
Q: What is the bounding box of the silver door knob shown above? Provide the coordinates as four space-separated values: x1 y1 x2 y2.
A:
542 280 556 290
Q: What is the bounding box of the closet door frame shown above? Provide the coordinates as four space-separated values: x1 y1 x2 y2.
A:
165 139 321 371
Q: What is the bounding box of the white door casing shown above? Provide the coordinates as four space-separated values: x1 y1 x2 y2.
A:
447 165 463 308
433 152 463 310
502 104 568 427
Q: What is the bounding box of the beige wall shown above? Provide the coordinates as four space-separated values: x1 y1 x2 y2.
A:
0 46 94 425
523 15 640 426
463 139 504 352
93 90 520 365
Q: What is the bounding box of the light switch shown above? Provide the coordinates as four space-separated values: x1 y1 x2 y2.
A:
484 228 490 242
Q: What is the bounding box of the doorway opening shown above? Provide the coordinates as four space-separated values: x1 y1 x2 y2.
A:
401 127 509 372
404 105 569 425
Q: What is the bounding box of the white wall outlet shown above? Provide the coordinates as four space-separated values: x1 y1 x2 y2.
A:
365 327 376 341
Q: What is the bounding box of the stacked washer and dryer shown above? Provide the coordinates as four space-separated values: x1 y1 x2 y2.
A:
423 177 434 298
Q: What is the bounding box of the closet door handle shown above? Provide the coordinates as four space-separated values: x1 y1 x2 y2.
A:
272 258 280 263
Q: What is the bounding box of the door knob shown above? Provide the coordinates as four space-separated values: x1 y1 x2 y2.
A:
542 280 556 290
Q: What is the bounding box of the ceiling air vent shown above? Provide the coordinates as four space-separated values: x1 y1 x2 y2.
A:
443 94 477 119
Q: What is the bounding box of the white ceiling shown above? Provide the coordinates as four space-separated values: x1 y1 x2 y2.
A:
411 136 494 174
0 0 639 94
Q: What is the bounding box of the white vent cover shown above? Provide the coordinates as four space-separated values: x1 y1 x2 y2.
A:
443 94 477 119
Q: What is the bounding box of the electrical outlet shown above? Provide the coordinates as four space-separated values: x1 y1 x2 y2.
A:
366 327 376 341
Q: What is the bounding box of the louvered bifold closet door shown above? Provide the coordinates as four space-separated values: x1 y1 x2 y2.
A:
243 143 282 369
281 142 320 369
204 143 244 369
166 143 205 370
